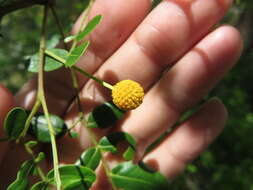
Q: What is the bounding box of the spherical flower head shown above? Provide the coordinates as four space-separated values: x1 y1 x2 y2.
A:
112 80 144 110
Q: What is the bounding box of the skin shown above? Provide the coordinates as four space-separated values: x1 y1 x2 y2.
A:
0 0 243 189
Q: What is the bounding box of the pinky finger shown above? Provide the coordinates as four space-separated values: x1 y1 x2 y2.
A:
143 97 227 178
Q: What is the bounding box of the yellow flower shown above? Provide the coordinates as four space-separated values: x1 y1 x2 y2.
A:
112 80 144 110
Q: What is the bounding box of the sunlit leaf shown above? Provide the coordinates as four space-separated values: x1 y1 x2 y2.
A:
98 132 136 160
76 147 101 170
4 107 27 140
110 161 169 190
47 165 96 189
87 102 125 129
29 113 67 143
7 160 35 190
76 15 102 42
28 48 68 72
65 41 89 67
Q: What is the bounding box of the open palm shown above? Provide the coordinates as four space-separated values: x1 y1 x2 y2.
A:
0 0 242 189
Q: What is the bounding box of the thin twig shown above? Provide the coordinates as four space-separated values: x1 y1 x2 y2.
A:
37 4 61 190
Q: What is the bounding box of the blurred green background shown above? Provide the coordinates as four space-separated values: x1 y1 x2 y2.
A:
0 0 253 189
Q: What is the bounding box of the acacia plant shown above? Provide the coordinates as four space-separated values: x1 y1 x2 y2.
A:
1 0 169 190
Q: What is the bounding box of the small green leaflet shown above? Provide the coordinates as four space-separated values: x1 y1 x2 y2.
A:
65 41 89 67
76 15 102 42
98 132 136 161
4 107 27 140
87 102 125 129
29 113 67 143
7 160 35 190
47 165 96 189
28 48 68 72
63 15 102 43
76 147 102 170
110 161 169 190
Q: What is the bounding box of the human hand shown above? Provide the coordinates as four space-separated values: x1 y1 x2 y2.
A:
0 0 242 189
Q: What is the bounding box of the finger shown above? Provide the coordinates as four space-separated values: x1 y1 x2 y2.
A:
143 98 227 178
81 0 233 99
71 0 151 84
121 26 242 152
0 84 15 163
16 0 150 114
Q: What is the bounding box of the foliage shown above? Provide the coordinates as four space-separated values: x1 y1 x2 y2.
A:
0 0 253 190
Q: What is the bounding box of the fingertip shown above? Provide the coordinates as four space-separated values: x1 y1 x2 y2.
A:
214 25 243 64
204 97 228 125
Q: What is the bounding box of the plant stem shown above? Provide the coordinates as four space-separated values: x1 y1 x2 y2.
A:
49 5 67 49
40 96 61 189
73 66 114 90
19 100 41 140
37 166 47 182
38 5 61 190
44 49 114 90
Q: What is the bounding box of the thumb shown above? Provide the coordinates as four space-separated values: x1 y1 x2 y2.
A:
0 84 15 163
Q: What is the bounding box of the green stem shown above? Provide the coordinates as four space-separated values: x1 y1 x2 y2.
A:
19 100 41 140
40 96 61 189
44 49 114 90
73 66 114 90
37 166 47 182
38 5 61 190
49 5 67 49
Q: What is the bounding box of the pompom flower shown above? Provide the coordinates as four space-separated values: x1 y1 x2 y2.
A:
112 80 144 110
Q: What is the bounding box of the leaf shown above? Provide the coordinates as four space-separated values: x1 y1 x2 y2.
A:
65 41 90 67
34 152 45 163
98 136 118 153
28 48 68 72
7 160 35 190
110 162 169 190
98 132 136 160
69 131 78 138
29 181 49 190
4 107 27 140
47 165 96 189
25 140 38 148
76 147 101 170
76 15 102 42
87 102 125 129
64 35 76 43
29 113 67 143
